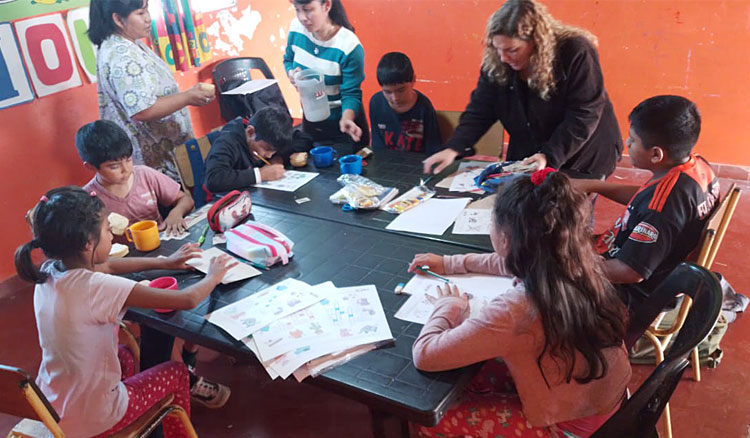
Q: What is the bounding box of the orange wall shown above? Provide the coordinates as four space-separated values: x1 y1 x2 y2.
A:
1 0 749 280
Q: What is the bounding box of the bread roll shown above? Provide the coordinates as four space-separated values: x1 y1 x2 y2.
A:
108 212 129 236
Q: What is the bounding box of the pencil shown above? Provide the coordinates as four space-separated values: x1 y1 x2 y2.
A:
417 265 451 283
197 224 210 246
253 151 272 166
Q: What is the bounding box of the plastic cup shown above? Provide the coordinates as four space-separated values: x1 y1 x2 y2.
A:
339 154 362 175
310 146 337 168
149 276 178 313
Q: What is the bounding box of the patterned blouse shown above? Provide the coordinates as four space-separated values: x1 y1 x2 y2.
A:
96 34 193 181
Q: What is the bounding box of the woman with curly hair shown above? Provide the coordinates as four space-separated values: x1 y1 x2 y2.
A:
423 0 623 182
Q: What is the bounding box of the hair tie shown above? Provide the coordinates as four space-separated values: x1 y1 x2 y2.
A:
39 195 49 202
89 191 97 197
530 167 557 186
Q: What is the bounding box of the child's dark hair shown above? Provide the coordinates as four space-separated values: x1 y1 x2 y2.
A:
293 0 355 32
15 187 105 284
249 107 294 156
75 120 134 168
88 0 145 47
493 172 627 385
376 52 415 86
628 95 701 161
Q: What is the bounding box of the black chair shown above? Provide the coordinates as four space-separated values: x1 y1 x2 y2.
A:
212 57 288 122
591 263 723 438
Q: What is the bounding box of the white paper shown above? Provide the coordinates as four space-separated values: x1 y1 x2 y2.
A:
254 170 318 192
253 284 392 363
185 247 260 285
453 209 492 235
395 273 515 324
449 162 487 193
160 230 190 241
292 343 378 382
206 279 336 340
221 78 277 95
386 198 470 235
184 203 212 229
241 336 279 379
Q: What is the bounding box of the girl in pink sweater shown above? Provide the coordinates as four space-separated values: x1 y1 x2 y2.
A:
409 169 631 438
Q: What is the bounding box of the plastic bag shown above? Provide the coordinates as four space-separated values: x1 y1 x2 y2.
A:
474 161 537 193
329 174 398 209
382 185 436 214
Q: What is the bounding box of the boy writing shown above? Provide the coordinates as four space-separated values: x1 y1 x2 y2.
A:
75 120 231 408
204 106 294 194
576 95 720 307
369 52 442 154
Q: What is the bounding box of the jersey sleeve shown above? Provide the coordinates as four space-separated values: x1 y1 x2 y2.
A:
614 208 684 280
368 93 386 148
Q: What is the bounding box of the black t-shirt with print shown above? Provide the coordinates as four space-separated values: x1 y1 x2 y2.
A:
596 155 720 297
369 90 443 154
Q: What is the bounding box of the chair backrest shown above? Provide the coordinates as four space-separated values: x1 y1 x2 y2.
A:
435 110 504 158
592 262 722 438
0 364 65 438
213 57 280 122
696 183 741 269
173 130 222 208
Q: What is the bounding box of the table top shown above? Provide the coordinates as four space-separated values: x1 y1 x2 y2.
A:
126 205 481 425
244 146 494 252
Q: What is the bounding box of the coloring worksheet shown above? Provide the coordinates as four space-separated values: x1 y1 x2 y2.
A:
183 247 260 284
453 209 492 235
206 278 335 340
394 273 515 324
448 161 487 193
254 170 318 192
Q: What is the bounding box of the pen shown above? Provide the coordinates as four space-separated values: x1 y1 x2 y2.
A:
197 224 210 246
253 151 272 166
417 265 451 283
420 175 434 186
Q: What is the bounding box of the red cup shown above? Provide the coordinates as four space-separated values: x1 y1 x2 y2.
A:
149 276 178 313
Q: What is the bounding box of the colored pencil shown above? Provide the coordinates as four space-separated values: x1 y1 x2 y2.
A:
254 151 272 166
197 224 210 246
417 265 451 283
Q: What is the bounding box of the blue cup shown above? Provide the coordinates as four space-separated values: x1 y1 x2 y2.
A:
310 146 337 168
339 154 362 175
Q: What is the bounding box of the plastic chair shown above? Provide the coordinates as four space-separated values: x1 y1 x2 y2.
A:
172 130 222 208
1 364 198 438
212 57 284 122
592 262 723 438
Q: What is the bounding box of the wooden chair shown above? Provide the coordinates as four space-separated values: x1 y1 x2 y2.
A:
637 183 740 438
1 364 198 438
173 130 222 209
592 263 723 438
435 111 504 158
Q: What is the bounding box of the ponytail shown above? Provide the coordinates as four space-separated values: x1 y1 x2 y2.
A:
14 240 48 284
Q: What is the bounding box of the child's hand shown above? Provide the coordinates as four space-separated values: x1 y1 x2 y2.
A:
162 211 188 236
164 243 202 269
426 284 470 311
259 164 286 182
422 148 459 175
206 254 238 282
340 119 362 142
409 253 446 275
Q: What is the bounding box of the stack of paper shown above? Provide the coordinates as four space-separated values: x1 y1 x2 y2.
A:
206 280 393 380
395 273 515 324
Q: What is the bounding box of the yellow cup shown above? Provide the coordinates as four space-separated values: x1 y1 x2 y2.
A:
126 220 160 252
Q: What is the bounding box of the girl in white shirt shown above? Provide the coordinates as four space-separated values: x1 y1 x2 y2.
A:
15 186 234 438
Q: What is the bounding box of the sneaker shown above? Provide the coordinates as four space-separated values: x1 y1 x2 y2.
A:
190 376 231 409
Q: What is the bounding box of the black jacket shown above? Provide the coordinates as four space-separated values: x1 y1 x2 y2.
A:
446 36 623 178
204 117 263 194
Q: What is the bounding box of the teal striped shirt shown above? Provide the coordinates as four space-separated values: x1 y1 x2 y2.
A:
284 18 365 120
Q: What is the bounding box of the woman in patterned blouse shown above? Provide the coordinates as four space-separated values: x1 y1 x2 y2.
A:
89 0 214 181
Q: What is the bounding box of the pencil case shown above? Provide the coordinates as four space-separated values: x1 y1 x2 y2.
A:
207 190 253 232
226 221 294 266
382 186 435 214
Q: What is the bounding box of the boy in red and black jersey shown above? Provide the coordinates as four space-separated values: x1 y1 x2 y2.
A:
576 95 719 306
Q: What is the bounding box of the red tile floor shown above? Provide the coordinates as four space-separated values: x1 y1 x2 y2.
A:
1 168 749 438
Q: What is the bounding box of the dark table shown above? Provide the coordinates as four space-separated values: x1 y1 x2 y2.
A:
245 145 494 252
126 206 482 437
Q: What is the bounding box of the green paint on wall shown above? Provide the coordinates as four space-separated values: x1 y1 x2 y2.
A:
0 0 90 22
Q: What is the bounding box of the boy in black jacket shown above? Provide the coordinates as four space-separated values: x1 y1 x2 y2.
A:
204 107 293 194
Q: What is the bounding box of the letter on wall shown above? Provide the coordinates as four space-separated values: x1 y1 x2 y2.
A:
14 13 82 97
0 22 34 109
66 7 97 83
